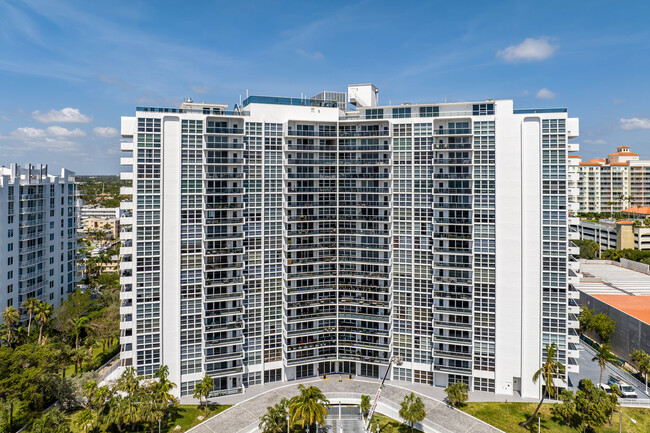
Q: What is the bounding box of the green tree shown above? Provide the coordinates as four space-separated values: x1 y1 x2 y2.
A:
574 379 617 432
572 239 600 259
360 394 371 420
592 343 618 385
193 374 214 415
2 306 20 346
399 392 426 433
289 384 330 432
153 365 179 419
22 298 40 337
591 313 616 343
259 398 290 433
601 249 623 261
520 343 566 427
29 407 70 433
34 302 53 345
444 381 469 408
630 349 650 393
578 305 594 335
550 389 576 426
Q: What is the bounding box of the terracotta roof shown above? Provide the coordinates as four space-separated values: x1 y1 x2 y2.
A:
616 220 634 225
617 146 630 149
580 162 602 166
610 162 629 166
594 158 606 161
568 155 581 159
592 294 650 325
621 206 650 215
608 152 639 156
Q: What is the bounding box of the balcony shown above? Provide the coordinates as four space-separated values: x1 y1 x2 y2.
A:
434 128 472 136
338 130 389 137
433 158 473 165
287 130 337 137
205 127 244 134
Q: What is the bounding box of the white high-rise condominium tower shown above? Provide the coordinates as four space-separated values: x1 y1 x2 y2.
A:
119 84 580 399
0 164 79 310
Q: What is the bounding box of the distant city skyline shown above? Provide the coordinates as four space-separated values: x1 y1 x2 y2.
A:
1 0 649 173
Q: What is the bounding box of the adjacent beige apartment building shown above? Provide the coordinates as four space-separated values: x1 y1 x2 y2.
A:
569 146 650 213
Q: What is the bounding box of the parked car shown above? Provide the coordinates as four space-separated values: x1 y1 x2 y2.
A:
598 383 612 394
607 377 637 398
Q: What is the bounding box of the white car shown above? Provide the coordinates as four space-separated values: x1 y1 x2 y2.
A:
598 383 612 394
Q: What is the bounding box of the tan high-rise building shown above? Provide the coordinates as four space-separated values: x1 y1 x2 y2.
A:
569 146 650 213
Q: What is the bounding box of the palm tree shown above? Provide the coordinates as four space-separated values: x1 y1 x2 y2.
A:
22 297 40 337
193 374 214 415
34 302 53 345
399 392 426 433
70 316 90 350
631 349 650 394
444 381 469 407
520 343 566 427
154 365 179 414
2 306 20 346
259 398 290 433
360 394 371 421
593 343 617 385
289 384 330 432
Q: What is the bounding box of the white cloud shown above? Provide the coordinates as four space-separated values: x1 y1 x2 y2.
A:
295 49 324 60
32 107 92 123
536 88 557 99
612 98 625 104
93 126 119 137
583 139 607 145
10 126 86 140
190 85 211 94
620 117 650 130
497 37 557 62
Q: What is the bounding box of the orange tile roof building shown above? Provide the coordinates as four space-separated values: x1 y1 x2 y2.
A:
575 260 650 364
569 146 650 213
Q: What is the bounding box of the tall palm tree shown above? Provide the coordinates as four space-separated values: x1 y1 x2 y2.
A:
520 343 566 427
34 301 54 345
289 384 330 432
399 392 426 433
22 297 40 336
2 306 20 346
154 365 179 412
593 343 617 385
70 316 90 350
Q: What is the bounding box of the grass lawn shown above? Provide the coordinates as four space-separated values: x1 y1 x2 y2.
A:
369 413 424 433
68 404 231 432
461 402 650 433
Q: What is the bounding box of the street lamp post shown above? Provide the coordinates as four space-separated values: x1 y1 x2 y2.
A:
364 356 402 432
286 415 290 433
619 410 637 433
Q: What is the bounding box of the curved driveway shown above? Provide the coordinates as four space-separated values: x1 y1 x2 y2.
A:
187 377 502 433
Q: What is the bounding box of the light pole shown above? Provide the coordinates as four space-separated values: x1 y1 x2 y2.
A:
158 418 161 433
619 410 637 433
364 356 402 432
286 414 290 433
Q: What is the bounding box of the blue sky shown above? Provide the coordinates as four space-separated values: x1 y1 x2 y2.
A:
1 0 649 174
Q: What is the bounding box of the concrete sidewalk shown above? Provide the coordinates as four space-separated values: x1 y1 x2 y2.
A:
187 377 507 433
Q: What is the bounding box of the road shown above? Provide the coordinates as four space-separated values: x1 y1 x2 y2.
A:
568 340 650 398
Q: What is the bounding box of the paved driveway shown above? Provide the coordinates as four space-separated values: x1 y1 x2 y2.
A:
569 341 650 398
187 377 503 433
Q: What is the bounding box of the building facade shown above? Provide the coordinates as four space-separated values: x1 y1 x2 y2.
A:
0 164 78 310
119 84 580 399
569 146 650 213
572 219 650 251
